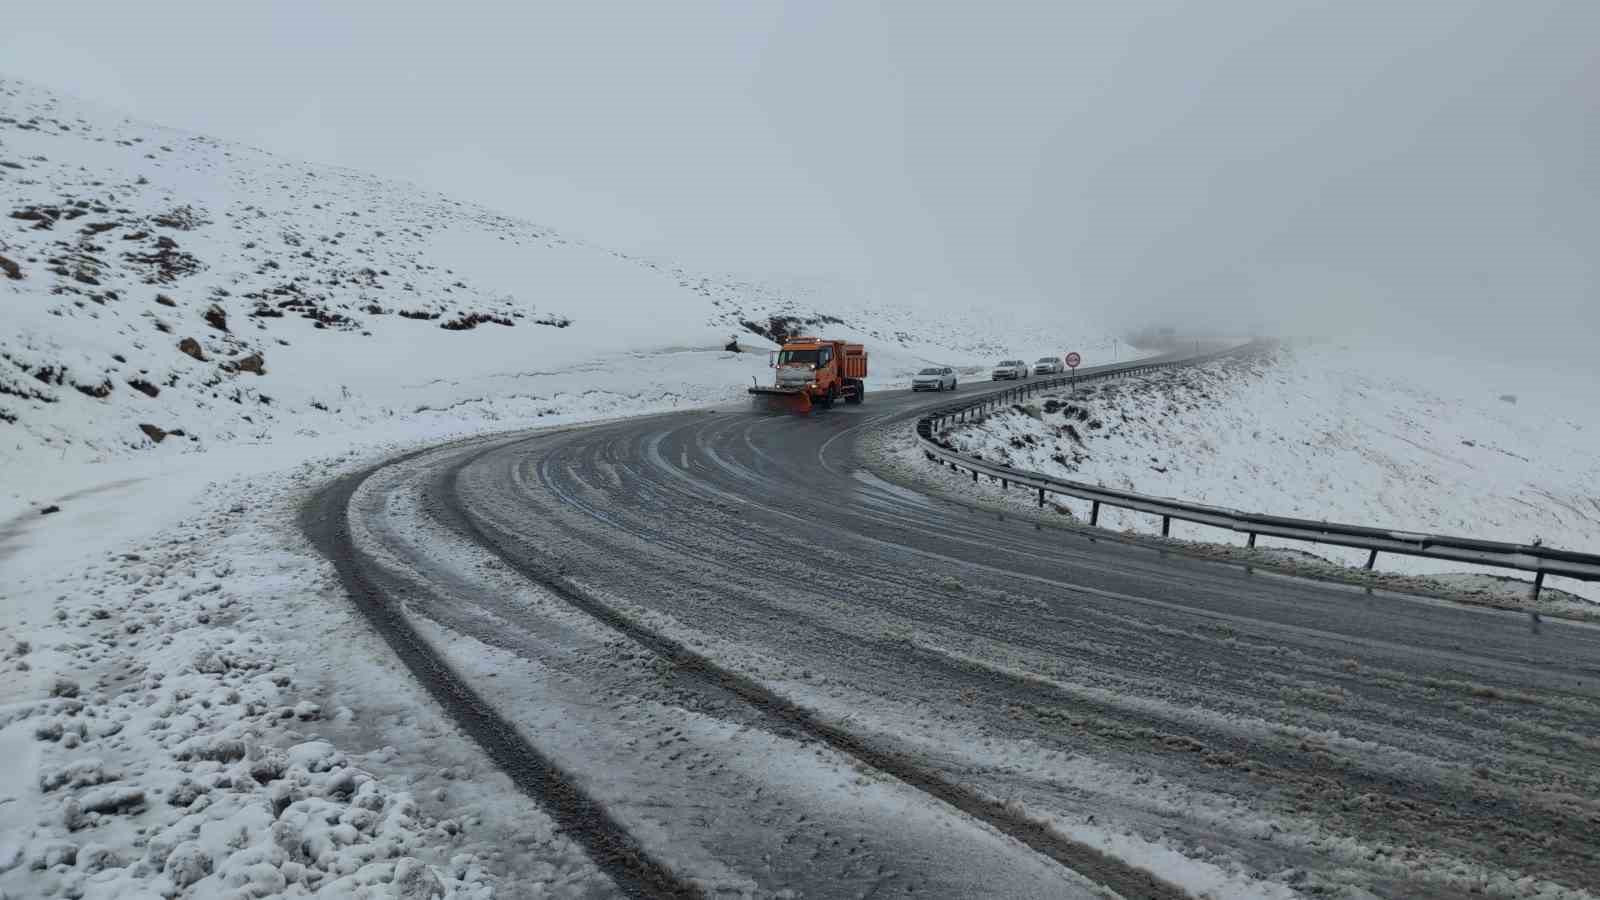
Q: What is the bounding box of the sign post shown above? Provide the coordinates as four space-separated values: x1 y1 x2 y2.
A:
1065 351 1081 394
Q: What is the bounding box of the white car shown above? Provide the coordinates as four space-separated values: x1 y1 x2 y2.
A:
1033 356 1063 375
991 359 1029 381
912 366 958 392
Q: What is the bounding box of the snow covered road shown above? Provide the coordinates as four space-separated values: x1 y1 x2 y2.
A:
306 376 1600 899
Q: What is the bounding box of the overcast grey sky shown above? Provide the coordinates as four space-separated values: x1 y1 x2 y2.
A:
5 2 1596 366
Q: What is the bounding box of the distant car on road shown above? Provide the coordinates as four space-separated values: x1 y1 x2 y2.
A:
991 359 1030 381
1033 356 1063 375
912 366 958 392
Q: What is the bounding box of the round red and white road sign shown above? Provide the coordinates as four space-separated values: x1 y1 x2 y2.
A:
1065 352 1081 368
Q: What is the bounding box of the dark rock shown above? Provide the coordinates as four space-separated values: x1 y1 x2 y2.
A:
34 841 77 869
174 736 246 764
177 337 205 361
234 353 265 375
78 787 146 817
152 205 206 230
441 312 516 331
164 842 212 888
10 207 58 228
249 752 287 785
165 779 206 807
203 304 228 332
0 254 21 279
138 423 167 443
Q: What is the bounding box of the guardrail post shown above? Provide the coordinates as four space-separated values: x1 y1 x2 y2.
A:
972 468 978 483
1090 500 1100 525
1247 533 1256 548
1037 488 1045 507
1001 477 1008 489
1161 515 1171 537
1530 571 1545 603
1364 549 1378 570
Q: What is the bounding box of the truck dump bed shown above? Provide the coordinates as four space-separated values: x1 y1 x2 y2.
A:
841 343 867 379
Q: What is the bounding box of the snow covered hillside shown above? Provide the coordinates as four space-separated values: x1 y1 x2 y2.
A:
0 76 1106 497
0 76 1136 900
933 342 1600 602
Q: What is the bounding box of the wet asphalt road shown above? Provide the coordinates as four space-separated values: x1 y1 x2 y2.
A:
310 370 1600 898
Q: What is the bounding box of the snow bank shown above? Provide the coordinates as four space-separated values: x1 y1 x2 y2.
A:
0 445 610 898
931 342 1600 602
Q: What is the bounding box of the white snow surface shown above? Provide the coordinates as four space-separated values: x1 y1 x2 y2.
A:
0 76 1121 898
1 75 1109 511
937 341 1600 601
12 70 1596 898
0 443 612 899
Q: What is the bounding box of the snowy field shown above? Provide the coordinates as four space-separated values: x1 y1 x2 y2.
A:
923 341 1600 604
0 75 1109 515
0 77 1116 897
0 439 622 898
9 72 1597 897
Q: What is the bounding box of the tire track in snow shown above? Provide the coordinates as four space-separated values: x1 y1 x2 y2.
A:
435 432 1192 900
306 369 1600 898
301 442 705 900
487 404 1600 896
506 423 1600 890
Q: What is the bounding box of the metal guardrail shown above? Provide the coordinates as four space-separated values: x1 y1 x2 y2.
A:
916 345 1600 601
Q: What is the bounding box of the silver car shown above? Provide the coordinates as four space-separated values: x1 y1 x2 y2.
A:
991 359 1029 380
1033 356 1063 375
912 366 958 392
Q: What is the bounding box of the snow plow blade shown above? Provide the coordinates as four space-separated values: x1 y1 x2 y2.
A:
748 386 813 415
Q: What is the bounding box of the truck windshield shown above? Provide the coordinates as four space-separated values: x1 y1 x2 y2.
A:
777 349 820 367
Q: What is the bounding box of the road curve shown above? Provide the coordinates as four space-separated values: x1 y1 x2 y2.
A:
307 368 1600 899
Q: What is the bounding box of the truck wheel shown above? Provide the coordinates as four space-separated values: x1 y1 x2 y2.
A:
846 379 863 404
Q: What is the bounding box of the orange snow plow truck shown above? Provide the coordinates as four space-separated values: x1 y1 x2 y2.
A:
749 337 867 414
